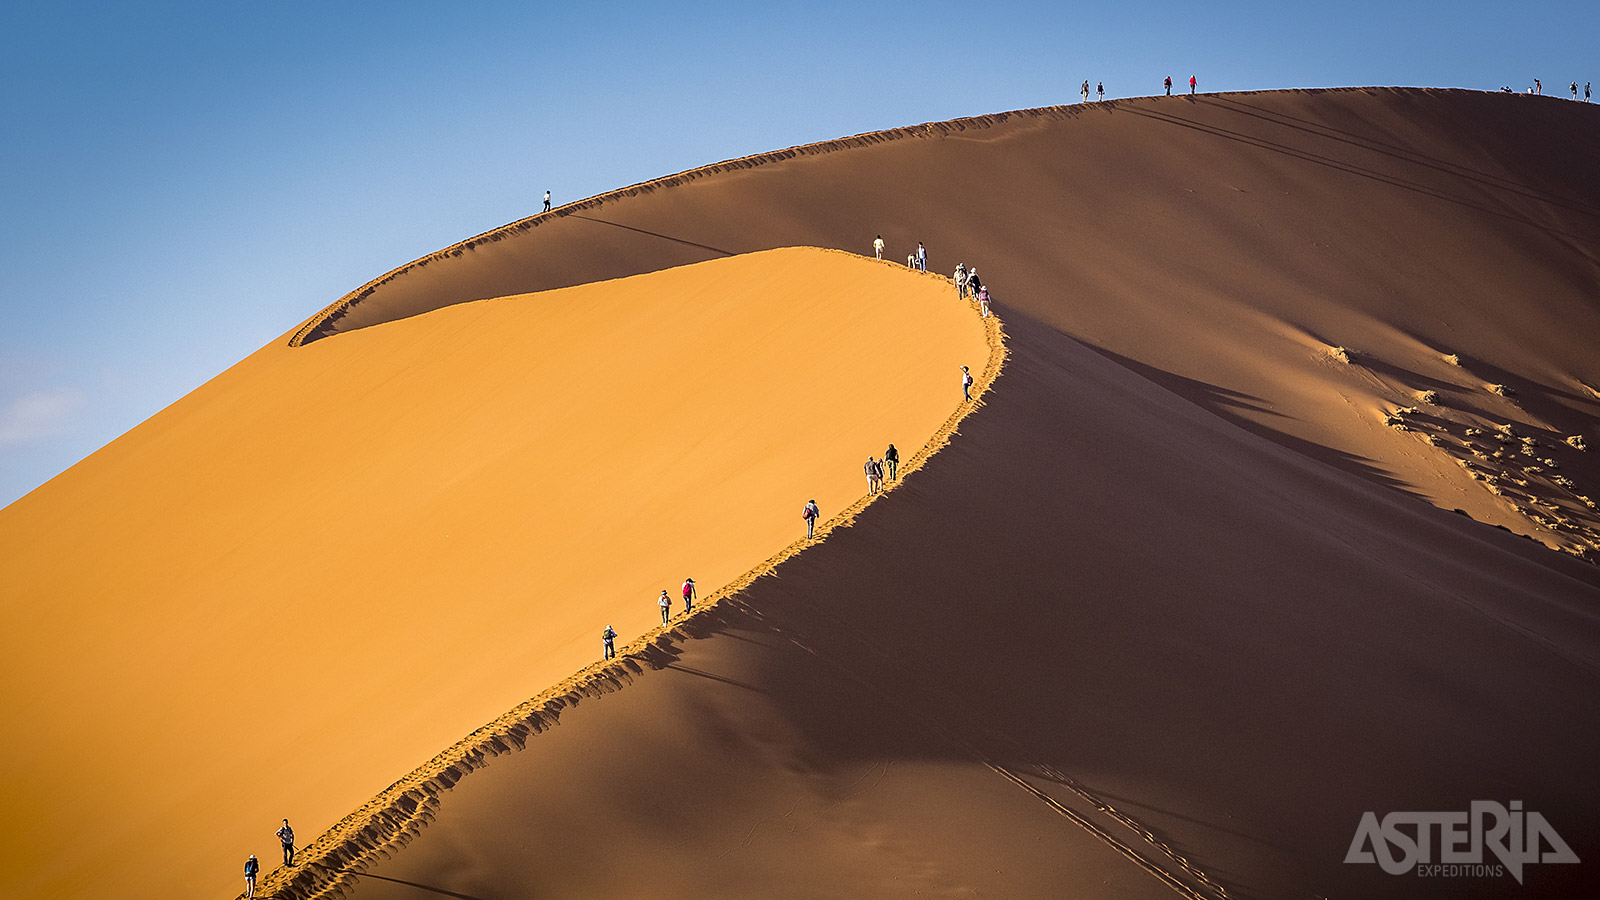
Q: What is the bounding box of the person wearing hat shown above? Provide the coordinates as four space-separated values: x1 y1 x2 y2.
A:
658 590 672 626
961 366 974 402
602 625 617 660
244 854 260 898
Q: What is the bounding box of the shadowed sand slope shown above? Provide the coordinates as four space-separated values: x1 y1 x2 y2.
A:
312 89 1600 899
0 248 988 900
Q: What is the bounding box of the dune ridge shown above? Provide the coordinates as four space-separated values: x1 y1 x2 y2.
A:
258 280 1007 900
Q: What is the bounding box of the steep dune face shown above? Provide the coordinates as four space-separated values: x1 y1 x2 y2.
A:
0 249 987 900
308 89 1600 899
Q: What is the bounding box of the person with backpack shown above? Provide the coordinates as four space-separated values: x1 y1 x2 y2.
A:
1573 82 1580 100
884 444 900 481
873 234 885 259
244 854 260 898
961 366 974 402
864 456 880 494
802 499 820 538
1164 76 1172 96
1587 82 1592 102
978 286 991 318
954 263 967 299
1097 81 1105 101
966 267 982 299
276 819 295 866
1534 78 1542 95
1081 80 1090 103
658 590 672 625
602 625 617 660
681 577 697 614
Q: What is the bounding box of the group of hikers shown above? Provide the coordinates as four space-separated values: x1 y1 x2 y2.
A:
863 443 900 494
597 435 914 660
953 262 991 318
241 819 295 897
598 576 700 661
873 234 929 272
871 237 996 321
1502 80 1591 100
1082 76 1196 102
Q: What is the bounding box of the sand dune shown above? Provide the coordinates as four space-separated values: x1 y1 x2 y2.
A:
276 88 1599 899
6 86 1600 900
0 248 988 900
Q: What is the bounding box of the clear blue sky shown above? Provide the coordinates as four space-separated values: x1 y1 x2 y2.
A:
1 0 1593 507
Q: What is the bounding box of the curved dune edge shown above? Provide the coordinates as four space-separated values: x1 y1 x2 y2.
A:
286 85 1402 346
255 274 1008 900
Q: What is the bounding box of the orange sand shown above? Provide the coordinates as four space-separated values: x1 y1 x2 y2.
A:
0 247 987 900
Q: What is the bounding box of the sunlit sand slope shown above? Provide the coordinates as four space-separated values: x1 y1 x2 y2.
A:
0 247 988 900
318 88 1600 899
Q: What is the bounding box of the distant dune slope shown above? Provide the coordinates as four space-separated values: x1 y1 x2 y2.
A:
0 249 987 900
297 88 1599 899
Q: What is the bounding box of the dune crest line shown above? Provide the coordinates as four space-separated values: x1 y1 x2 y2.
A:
256 267 1007 900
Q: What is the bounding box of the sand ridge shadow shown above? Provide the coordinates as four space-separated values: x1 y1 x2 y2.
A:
566 214 739 257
